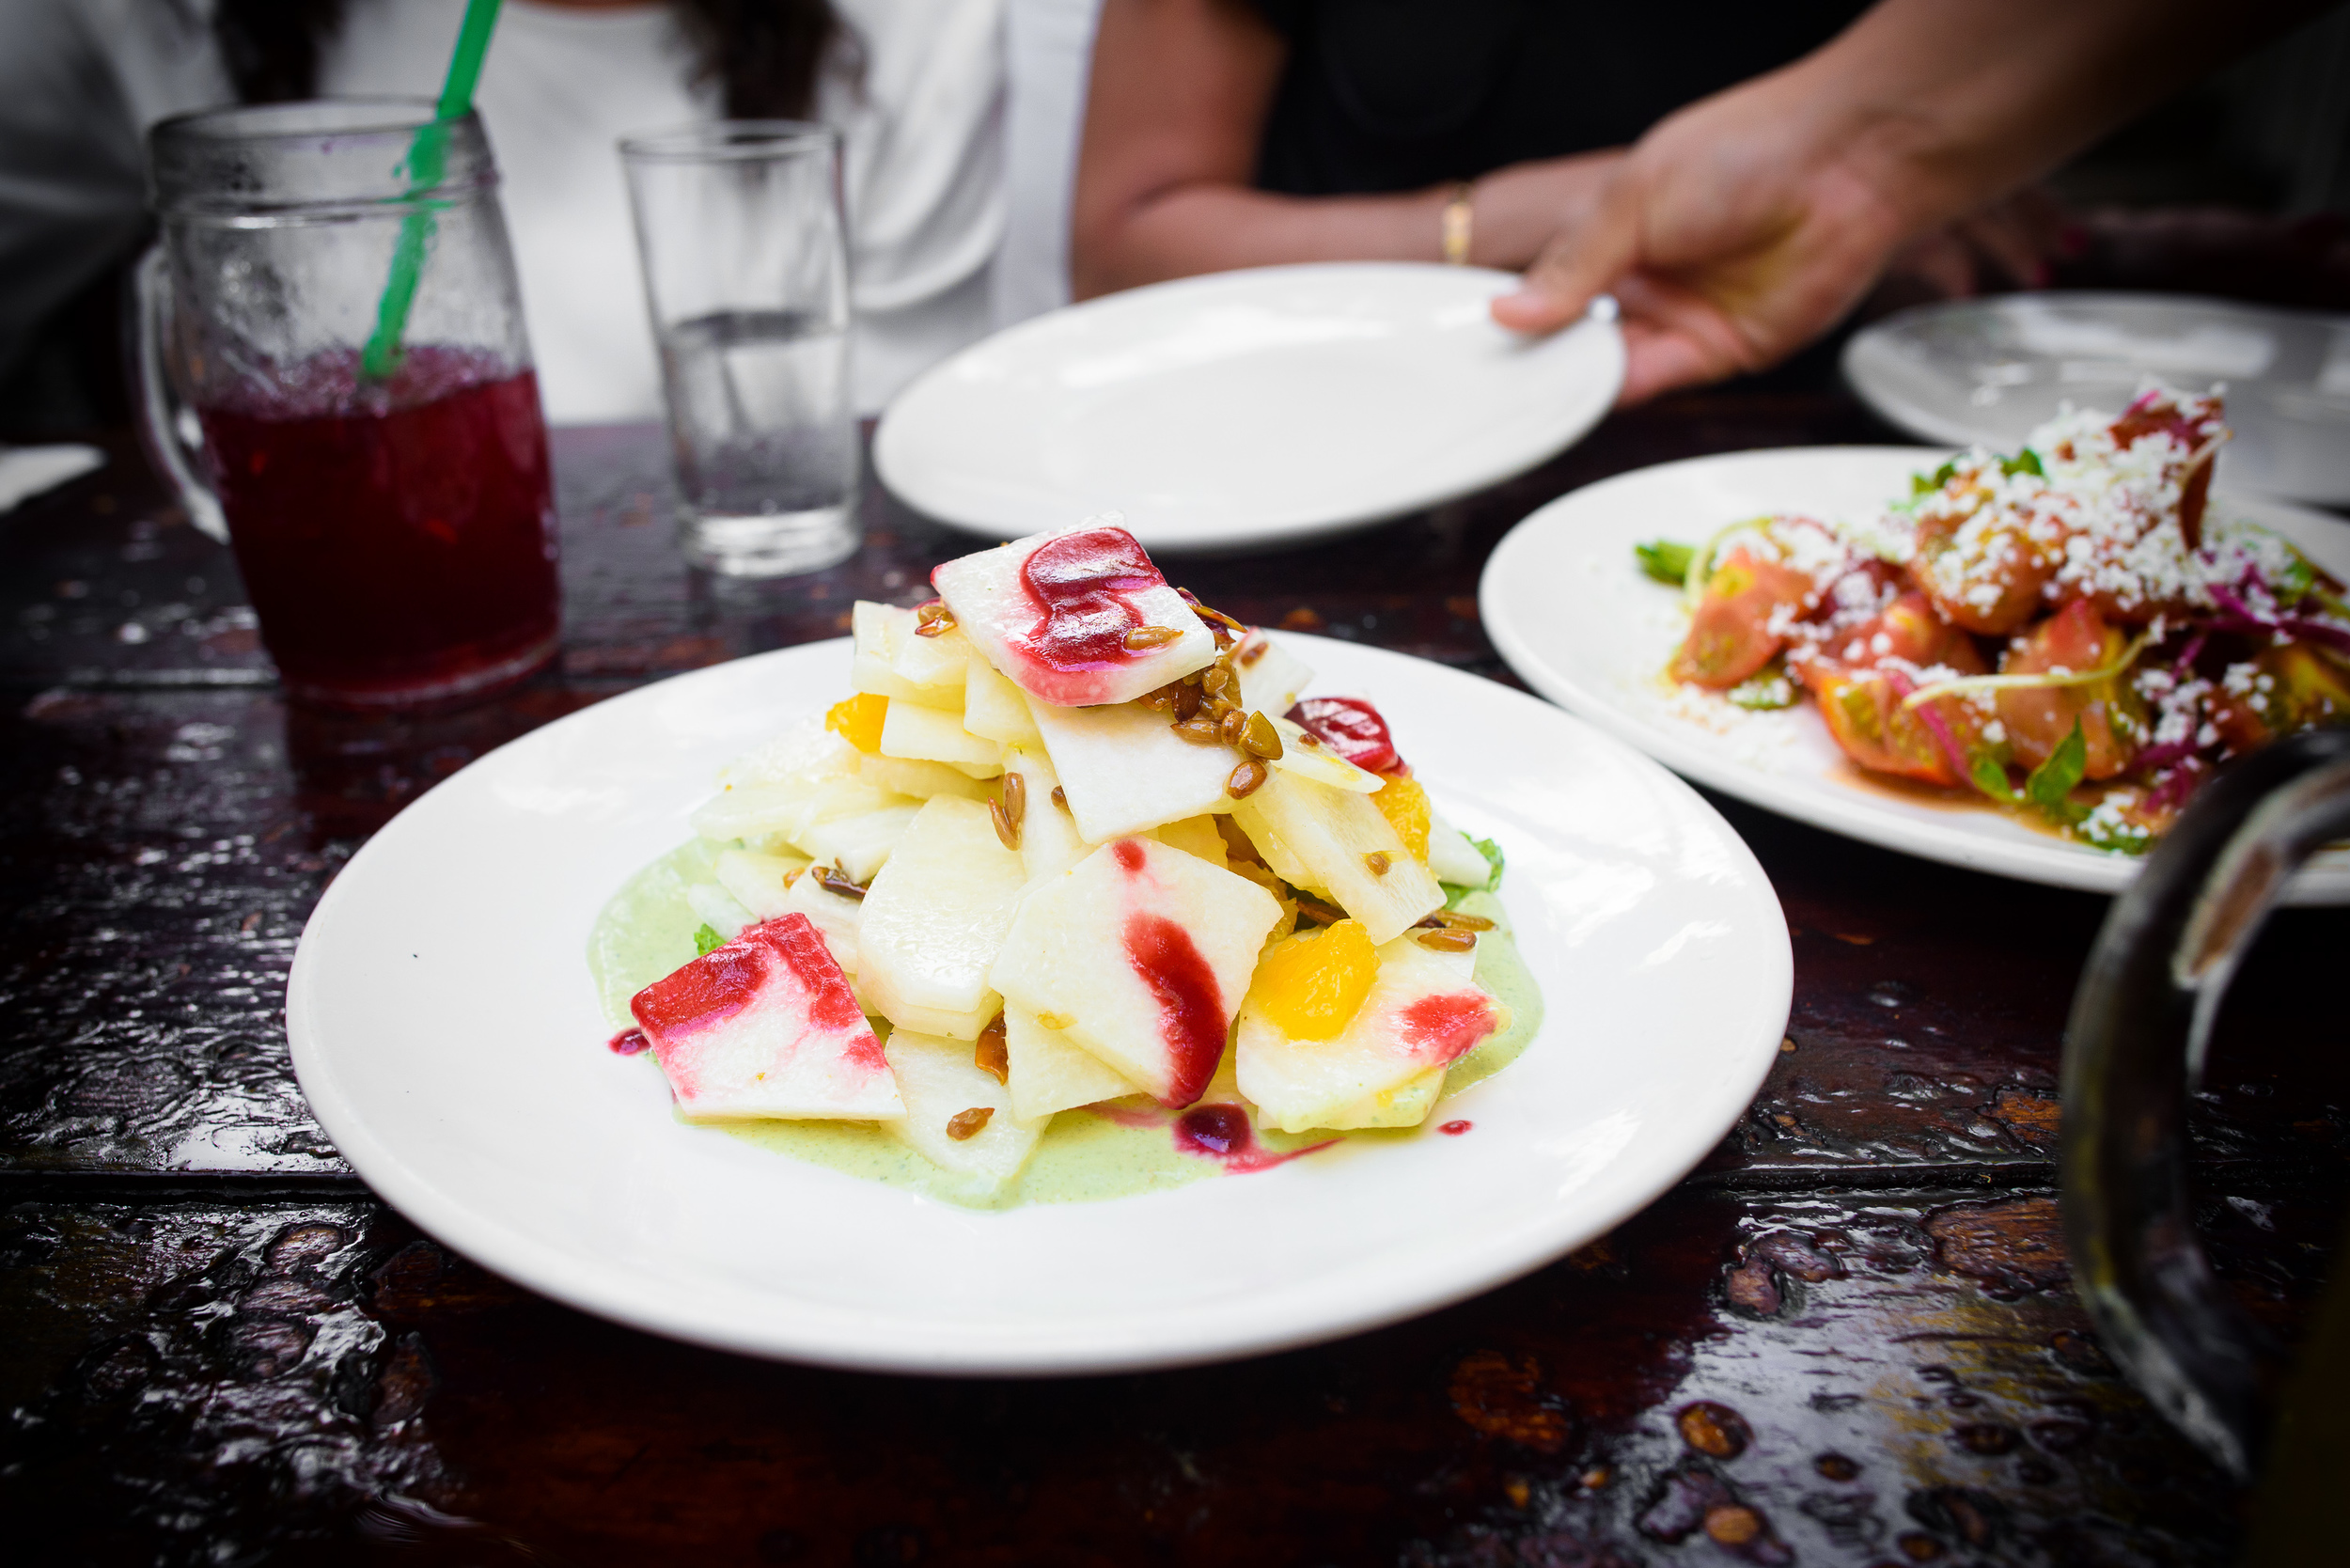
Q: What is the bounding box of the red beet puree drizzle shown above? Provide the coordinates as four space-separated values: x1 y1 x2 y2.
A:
1121 914 1226 1106
1287 697 1404 774
1020 527 1167 670
1439 1119 1472 1136
1174 1104 1334 1173
607 1027 650 1056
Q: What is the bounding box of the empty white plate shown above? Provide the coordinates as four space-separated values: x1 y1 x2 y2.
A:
873 263 1624 552
1844 292 2350 504
1480 447 2350 902
288 634 1788 1373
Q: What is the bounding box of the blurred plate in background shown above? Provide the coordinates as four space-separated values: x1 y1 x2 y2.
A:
874 263 1623 552
1843 292 2350 504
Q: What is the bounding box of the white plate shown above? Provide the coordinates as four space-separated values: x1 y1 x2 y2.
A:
288 635 1788 1373
1480 447 2350 903
1844 292 2350 504
873 263 1624 552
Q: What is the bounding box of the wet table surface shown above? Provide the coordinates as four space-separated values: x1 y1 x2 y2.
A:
2 393 2344 1567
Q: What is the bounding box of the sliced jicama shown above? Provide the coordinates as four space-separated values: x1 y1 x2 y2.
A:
1264 713 1383 792
990 836 1283 1106
1003 745 1088 881
932 524 1217 707
632 914 902 1121
857 795 1030 1041
782 863 864 978
1426 807 1492 887
852 602 960 710
1152 815 1229 870
1003 1004 1144 1121
686 882 755 941
881 1028 1046 1195
1230 767 1441 943
1234 631 1314 716
1235 933 1504 1135
795 801 921 885
1025 695 1237 841
856 750 995 802
891 619 978 692
963 655 1044 745
714 847 809 920
1314 1066 1446 1130
880 698 1002 772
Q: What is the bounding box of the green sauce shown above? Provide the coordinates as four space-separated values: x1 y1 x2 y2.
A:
588 846 1544 1209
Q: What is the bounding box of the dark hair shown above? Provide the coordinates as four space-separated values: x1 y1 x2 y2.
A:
213 0 855 118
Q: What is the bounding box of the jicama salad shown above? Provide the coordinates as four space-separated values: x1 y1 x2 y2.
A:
1642 386 2349 850
592 523 1536 1204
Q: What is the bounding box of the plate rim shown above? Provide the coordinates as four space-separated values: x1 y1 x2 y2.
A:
872 260 1625 553
1478 443 2350 903
1842 290 2350 501
287 634 1792 1374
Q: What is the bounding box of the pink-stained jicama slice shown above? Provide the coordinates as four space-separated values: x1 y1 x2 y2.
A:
630 914 902 1121
1235 934 1507 1135
932 524 1216 707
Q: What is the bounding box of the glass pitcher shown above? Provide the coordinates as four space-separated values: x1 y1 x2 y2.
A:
2062 725 2350 1561
138 99 560 712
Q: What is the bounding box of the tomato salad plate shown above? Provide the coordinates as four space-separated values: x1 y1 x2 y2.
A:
1480 385 2350 901
289 523 1789 1374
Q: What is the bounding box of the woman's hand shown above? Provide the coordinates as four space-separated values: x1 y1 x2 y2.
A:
1492 0 2325 404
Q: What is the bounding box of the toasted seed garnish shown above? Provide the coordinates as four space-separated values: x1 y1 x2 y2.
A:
1365 851 1391 877
1137 682 1181 712
1001 772 1026 837
1174 717 1226 745
1416 910 1496 931
1036 1011 1074 1030
1218 708 1247 745
782 866 805 888
1295 729 1323 747
946 1106 994 1140
817 866 868 901
1240 638 1269 666
1201 665 1235 699
1416 928 1479 952
914 601 957 638
1242 711 1284 759
990 796 1021 852
1051 786 1067 808
1293 892 1347 925
1123 624 1184 651
1228 758 1270 799
974 1016 1010 1085
1173 682 1203 721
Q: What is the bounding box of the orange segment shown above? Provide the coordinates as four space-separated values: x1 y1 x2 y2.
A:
1251 919 1380 1042
825 692 887 753
1371 776 1430 861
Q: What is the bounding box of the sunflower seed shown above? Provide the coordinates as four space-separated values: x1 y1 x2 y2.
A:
817 866 867 901
1227 758 1270 798
1122 624 1184 651
1416 928 1478 952
974 1017 1010 1085
946 1107 994 1140
1242 711 1283 759
1364 851 1391 877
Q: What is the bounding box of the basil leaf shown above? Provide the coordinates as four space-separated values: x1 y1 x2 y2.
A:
694 923 727 957
2025 719 2090 825
1636 540 1696 587
1969 752 2018 802
1912 460 1958 495
2000 447 2045 478
1470 835 1505 891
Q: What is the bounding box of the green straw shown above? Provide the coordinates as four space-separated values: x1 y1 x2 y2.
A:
359 0 504 381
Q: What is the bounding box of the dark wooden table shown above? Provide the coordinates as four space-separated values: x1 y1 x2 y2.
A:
3 394 2342 1567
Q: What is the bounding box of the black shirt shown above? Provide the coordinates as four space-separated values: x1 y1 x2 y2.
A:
1252 0 1872 195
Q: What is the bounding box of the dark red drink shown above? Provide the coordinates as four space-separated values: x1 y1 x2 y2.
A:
197 346 560 711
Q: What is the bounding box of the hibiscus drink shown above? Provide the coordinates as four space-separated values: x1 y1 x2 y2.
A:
196 346 560 711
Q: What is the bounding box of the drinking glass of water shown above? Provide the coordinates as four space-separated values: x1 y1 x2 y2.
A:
620 123 859 577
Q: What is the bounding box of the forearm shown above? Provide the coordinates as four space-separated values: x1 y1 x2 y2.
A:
1073 184 1449 297
1793 0 2335 233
